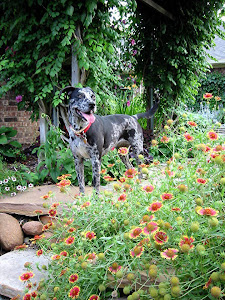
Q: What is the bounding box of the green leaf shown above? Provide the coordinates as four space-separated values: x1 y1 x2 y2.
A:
0 135 8 145
9 140 22 148
66 5 74 16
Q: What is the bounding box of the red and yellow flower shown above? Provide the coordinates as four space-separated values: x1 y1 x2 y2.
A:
143 222 158 235
19 272 34 281
57 174 71 180
160 248 179 260
179 236 195 249
14 244 28 250
196 207 218 216
69 273 79 283
124 168 138 178
130 245 144 258
171 207 181 212
36 249 43 256
51 254 61 260
118 147 129 156
88 296 100 300
203 93 213 99
23 294 31 300
147 201 163 212
161 136 169 143
207 131 218 140
129 227 143 239
184 133 194 142
103 175 116 181
68 286 80 299
65 236 75 245
153 231 168 245
56 179 71 188
108 262 122 273
142 184 154 193
196 178 207 184
60 251 68 257
86 252 97 262
81 201 91 209
161 193 173 201
48 209 57 217
187 121 197 127
84 231 96 240
118 193 127 201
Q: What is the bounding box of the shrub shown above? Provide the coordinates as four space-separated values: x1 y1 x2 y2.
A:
0 126 22 160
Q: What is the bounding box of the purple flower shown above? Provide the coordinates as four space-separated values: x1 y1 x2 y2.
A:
15 95 23 103
122 20 126 24
131 39 135 46
126 101 131 107
133 50 137 56
5 46 9 52
128 63 132 69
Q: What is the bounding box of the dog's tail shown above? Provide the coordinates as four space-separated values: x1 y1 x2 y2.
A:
132 94 160 120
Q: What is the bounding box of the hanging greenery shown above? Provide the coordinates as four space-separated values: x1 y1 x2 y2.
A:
0 0 136 119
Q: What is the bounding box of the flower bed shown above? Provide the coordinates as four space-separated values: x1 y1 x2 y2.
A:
20 114 225 300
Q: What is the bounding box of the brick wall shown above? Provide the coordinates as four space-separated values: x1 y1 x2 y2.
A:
0 91 39 146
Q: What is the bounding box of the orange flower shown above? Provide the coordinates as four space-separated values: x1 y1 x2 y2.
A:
40 194 50 200
86 252 97 262
60 251 68 257
51 254 61 260
215 96 221 101
14 244 28 250
57 179 71 188
103 175 116 181
81 201 91 209
57 174 71 180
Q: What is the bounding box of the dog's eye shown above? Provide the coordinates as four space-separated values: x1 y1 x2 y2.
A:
91 94 96 100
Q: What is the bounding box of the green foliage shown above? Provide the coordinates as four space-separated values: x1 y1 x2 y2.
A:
26 110 225 299
0 0 136 119
193 71 225 111
128 1 225 114
0 126 22 159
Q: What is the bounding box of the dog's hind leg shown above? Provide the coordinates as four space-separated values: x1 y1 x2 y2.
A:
91 157 101 194
131 146 142 179
74 156 85 194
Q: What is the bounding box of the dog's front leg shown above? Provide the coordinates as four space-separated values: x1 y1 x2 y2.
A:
91 157 101 193
74 156 85 194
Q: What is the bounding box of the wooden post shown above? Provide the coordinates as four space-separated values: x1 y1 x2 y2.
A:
71 25 81 86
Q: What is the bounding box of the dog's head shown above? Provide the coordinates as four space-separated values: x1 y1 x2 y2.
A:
60 86 96 129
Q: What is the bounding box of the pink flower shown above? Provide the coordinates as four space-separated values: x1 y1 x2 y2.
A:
126 100 131 107
131 39 136 46
16 95 23 103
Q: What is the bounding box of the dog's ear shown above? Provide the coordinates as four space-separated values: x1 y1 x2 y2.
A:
60 86 77 97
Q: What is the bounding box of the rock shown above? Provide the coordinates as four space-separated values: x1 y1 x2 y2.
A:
40 215 55 225
0 213 24 251
22 221 43 236
0 249 49 299
41 231 57 244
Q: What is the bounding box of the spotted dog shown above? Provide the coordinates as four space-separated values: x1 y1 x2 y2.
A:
60 86 160 194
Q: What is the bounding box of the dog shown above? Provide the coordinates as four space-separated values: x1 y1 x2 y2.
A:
60 86 160 194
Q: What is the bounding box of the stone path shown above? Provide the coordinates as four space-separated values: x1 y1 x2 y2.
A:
0 184 108 217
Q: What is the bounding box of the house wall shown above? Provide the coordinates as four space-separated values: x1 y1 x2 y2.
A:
0 91 39 146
